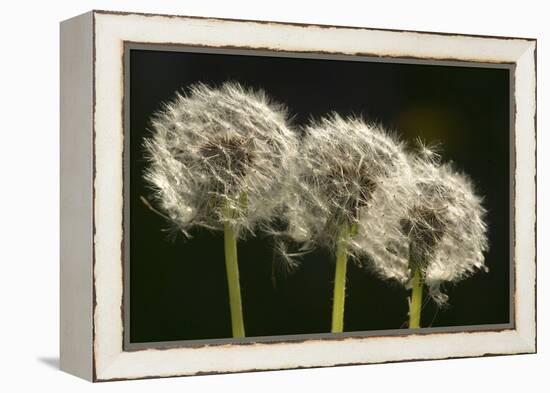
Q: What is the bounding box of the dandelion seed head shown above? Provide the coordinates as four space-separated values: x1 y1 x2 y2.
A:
143 82 298 237
356 149 489 304
285 114 413 258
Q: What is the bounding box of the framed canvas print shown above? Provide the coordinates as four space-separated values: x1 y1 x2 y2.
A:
60 10 537 382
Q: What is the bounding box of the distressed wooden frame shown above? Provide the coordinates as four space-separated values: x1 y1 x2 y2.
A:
60 10 537 382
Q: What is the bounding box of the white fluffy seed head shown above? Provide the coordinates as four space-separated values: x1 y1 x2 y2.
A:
282 114 414 263
355 145 489 304
143 82 298 237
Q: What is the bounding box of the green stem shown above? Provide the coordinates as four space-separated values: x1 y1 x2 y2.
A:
331 223 351 333
222 200 245 338
409 267 423 329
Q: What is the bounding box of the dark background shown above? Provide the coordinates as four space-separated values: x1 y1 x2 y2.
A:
129 48 510 343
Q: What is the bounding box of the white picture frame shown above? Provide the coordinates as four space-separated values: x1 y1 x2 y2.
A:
60 10 536 382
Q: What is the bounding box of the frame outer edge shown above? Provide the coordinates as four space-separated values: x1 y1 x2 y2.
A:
59 11 95 381
513 41 537 353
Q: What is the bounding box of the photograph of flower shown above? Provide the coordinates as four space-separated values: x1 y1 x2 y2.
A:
126 46 511 345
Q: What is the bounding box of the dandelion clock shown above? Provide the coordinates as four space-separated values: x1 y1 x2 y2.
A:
355 146 489 328
283 114 414 332
143 82 297 337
